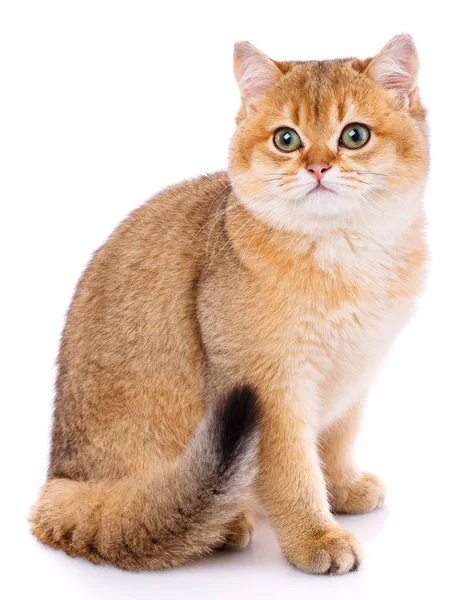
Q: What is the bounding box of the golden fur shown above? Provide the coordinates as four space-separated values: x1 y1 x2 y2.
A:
30 35 428 575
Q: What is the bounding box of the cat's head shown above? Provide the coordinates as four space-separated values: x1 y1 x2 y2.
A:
228 35 429 235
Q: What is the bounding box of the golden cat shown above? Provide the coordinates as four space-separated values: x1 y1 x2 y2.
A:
30 34 428 575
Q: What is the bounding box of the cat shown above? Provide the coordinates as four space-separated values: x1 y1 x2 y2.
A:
30 34 428 575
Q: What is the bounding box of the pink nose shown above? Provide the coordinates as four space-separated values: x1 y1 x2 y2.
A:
307 163 332 181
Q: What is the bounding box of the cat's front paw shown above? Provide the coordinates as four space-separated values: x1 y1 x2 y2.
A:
283 527 361 575
330 472 386 515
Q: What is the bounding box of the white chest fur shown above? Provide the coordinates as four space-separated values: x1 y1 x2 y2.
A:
286 239 420 430
315 295 414 429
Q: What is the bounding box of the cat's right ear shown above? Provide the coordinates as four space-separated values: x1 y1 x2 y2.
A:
233 42 281 114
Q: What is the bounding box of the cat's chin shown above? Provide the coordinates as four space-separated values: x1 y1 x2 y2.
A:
243 191 360 236
300 189 358 219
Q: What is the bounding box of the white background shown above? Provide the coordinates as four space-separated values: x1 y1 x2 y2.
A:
1 1 475 598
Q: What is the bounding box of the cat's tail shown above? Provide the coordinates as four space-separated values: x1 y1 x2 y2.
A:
29 385 260 571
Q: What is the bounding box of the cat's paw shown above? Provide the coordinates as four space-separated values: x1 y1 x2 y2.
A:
283 527 362 575
330 472 386 514
222 510 255 549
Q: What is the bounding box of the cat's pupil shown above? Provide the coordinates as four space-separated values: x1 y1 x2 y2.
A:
349 129 361 141
283 132 291 145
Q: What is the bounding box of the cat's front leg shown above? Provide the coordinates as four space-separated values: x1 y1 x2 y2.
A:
320 397 386 515
257 383 362 575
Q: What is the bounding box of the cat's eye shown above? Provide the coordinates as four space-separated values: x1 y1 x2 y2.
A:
273 128 302 152
339 123 371 149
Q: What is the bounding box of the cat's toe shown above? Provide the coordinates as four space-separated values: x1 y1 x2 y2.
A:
283 527 362 575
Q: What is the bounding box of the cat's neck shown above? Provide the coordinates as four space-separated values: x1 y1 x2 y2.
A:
224 192 426 277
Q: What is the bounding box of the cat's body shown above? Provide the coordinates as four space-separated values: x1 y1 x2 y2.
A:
31 36 428 574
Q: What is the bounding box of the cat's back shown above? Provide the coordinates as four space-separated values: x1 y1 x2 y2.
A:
109 170 230 259
51 171 232 478
71 170 230 306
64 170 232 347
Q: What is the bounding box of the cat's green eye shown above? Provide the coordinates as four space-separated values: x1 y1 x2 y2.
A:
273 128 302 152
339 123 371 149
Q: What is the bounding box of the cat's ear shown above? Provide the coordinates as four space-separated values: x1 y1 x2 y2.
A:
366 34 419 108
234 42 281 113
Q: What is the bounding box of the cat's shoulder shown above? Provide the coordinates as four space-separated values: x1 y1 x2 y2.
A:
147 171 231 211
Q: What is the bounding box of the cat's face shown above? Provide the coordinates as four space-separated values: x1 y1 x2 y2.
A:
229 36 428 235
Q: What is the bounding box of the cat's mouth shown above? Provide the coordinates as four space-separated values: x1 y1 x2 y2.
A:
306 182 336 196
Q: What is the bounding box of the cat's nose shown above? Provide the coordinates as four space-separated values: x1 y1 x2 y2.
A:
307 163 332 181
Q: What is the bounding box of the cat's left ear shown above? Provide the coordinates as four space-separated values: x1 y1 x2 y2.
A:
234 42 282 113
366 34 419 108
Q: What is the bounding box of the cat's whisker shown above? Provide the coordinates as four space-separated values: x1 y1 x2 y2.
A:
207 186 277 263
189 192 238 245
234 204 277 286
262 177 284 183
204 198 240 257
210 191 281 272
208 203 248 259
359 190 385 222
206 183 233 214
342 177 372 186
261 172 289 177
255 219 275 262
199 184 280 254
206 212 262 274
354 171 387 177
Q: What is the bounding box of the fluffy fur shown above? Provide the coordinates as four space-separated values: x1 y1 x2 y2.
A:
30 35 428 575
